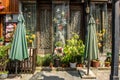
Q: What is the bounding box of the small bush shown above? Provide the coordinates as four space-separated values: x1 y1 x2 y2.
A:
36 55 44 66
36 54 53 67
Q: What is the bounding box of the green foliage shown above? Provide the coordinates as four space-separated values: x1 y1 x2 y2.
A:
36 54 53 66
0 44 11 58
0 44 11 67
61 53 70 64
76 54 84 64
55 41 63 47
0 71 8 74
107 52 111 57
36 55 44 66
63 33 85 63
105 52 112 62
0 37 4 42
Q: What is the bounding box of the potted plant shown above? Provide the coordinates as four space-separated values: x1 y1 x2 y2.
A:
63 33 85 68
0 45 10 79
76 54 84 67
91 59 100 67
54 41 64 67
0 37 4 46
0 71 8 79
104 61 110 67
47 54 54 68
104 52 111 67
61 54 70 68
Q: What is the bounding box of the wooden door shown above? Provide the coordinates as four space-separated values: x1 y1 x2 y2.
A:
37 2 52 54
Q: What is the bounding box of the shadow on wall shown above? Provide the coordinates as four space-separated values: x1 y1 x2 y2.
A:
29 72 64 80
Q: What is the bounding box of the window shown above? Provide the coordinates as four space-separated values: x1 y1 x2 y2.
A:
91 3 111 53
52 2 69 47
22 2 36 48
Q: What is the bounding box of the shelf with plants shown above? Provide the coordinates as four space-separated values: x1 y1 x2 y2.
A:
4 14 18 44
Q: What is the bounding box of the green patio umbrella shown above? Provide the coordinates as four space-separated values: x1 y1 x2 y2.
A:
9 13 28 75
84 16 99 75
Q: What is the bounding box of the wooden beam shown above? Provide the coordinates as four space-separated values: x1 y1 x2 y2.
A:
110 0 119 80
91 0 108 2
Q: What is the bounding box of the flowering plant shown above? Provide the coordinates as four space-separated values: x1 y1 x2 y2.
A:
97 29 106 50
26 32 35 47
54 47 63 56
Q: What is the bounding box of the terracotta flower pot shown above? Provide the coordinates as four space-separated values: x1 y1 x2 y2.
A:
0 42 3 46
79 64 83 67
62 64 66 68
49 62 53 68
105 62 110 67
91 60 100 68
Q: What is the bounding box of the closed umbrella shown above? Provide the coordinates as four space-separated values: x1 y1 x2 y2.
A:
84 16 99 75
9 13 29 75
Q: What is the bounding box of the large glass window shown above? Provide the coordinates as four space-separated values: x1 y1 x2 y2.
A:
69 10 81 39
37 1 82 54
22 2 36 48
90 3 111 53
52 1 69 47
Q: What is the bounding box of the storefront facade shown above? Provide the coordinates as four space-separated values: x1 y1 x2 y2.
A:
0 0 112 54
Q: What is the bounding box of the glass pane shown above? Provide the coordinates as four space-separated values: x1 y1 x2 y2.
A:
39 10 52 50
104 10 112 52
22 3 36 48
90 3 110 53
69 11 81 39
52 2 69 47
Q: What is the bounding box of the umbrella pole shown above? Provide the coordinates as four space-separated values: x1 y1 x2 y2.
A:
87 53 90 75
15 61 18 75
15 61 22 78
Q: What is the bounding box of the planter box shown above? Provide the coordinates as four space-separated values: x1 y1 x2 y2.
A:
0 73 8 79
70 62 77 68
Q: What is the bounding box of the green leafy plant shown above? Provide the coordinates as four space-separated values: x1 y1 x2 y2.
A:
36 55 45 66
0 44 10 74
36 54 54 67
105 52 112 63
0 37 4 42
63 33 85 63
55 41 63 47
26 30 35 47
0 71 8 74
0 44 11 58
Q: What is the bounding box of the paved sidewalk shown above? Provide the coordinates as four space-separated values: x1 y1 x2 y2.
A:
3 68 120 80
29 71 81 80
